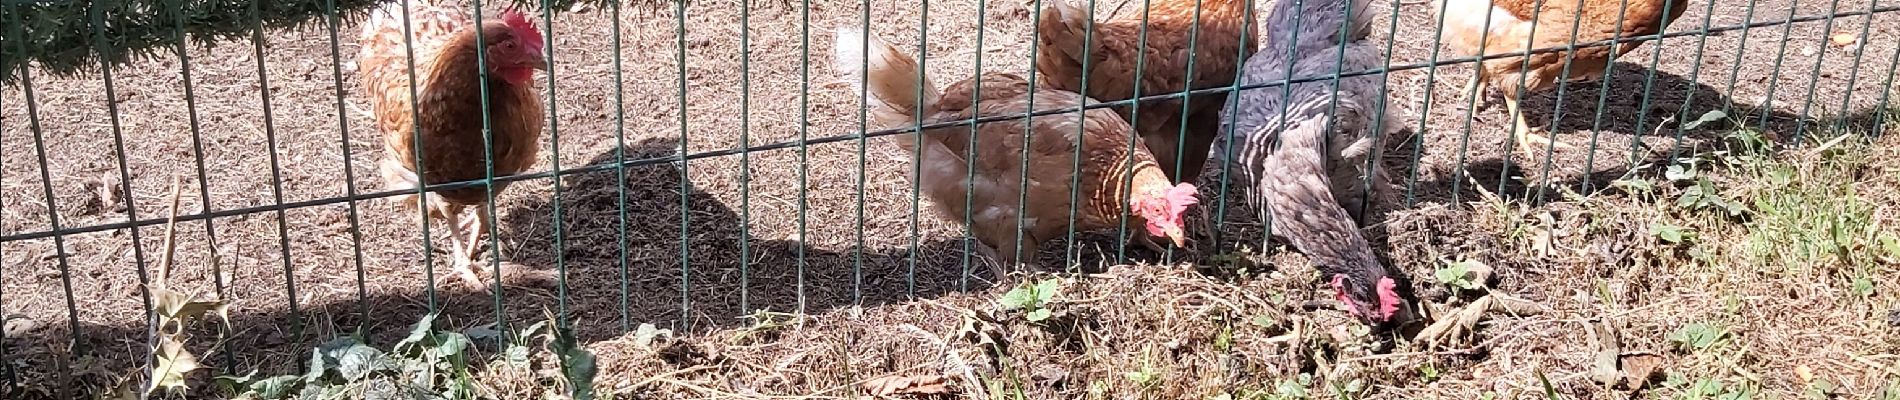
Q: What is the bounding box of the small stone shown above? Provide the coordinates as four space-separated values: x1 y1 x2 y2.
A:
1831 33 1858 46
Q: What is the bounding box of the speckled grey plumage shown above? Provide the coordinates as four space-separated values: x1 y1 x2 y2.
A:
1217 0 1400 302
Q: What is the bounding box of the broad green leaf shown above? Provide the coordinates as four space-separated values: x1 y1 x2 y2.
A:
247 375 302 399
1034 279 1061 303
1026 308 1052 322
552 327 599 400
999 286 1034 310
1683 110 1727 130
336 343 393 381
1665 164 1695 181
394 313 441 354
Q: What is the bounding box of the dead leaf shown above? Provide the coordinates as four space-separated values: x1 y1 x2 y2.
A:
861 374 955 396
1618 353 1665 391
1831 33 1857 46
148 338 202 396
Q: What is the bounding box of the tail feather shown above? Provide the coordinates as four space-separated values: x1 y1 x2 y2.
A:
832 26 941 134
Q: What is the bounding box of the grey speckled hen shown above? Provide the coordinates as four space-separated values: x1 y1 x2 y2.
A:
1218 0 1411 327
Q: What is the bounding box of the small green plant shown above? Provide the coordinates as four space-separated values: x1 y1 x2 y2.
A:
222 313 599 400
1852 276 1877 297
1650 223 1697 245
1271 374 1314 400
1123 360 1161 389
999 278 1062 322
1678 378 1757 400
1667 323 1727 352
1434 260 1486 291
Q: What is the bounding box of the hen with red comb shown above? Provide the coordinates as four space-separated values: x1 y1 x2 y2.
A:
358 0 549 290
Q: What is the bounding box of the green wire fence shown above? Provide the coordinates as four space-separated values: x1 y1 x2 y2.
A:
0 0 1896 397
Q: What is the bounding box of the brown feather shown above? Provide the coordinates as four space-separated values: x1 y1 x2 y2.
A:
1035 0 1259 183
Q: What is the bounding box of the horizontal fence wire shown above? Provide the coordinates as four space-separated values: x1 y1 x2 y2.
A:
1 0 1898 396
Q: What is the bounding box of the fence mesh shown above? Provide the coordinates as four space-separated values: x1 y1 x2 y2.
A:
0 0 1896 396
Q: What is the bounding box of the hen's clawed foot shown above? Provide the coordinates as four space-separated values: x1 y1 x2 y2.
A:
449 258 493 292
1414 293 1542 348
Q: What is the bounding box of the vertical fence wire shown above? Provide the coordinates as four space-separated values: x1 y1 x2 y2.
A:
1168 0 1210 266
1753 0 1805 133
537 0 574 332
797 0 814 314
1525 0 1602 202
1791 0 1850 143
1830 0 1882 134
906 0 926 298
1620 1 1675 173
318 0 374 337
1403 0 1458 205
165 0 237 342
87 0 158 395
1445 0 1494 203
467 0 515 342
676 0 695 329
1209 0 1256 250
1116 0 1157 264
1260 0 1309 253
1357 0 1405 225
1720 0 1765 120
7 6 83 397
248 0 308 363
1875 29 1900 136
743 0 760 312
1019 0 1044 270
1575 0 1641 192
1663 0 1734 165
852 0 870 302
613 0 636 333
395 0 444 310
1063 0 1102 271
967 0 990 286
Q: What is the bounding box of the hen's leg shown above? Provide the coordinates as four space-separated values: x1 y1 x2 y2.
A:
1502 94 1574 158
1460 72 1491 110
441 205 485 290
460 205 495 287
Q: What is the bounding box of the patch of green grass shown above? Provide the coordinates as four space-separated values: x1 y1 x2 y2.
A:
1738 134 1886 278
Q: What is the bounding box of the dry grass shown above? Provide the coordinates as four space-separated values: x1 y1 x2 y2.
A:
0 0 1896 397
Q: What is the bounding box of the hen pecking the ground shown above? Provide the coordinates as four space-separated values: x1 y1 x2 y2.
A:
1220 0 1414 328
1034 0 1258 185
358 0 548 290
833 26 1199 279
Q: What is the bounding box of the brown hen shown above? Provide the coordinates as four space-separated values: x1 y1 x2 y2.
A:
833 27 1199 278
359 0 547 289
1035 0 1258 183
1436 0 1686 157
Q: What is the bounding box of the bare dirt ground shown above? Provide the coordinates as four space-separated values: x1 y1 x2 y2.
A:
0 0 1896 397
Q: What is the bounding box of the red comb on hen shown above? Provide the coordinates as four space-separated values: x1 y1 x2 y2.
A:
499 9 543 50
1375 277 1401 320
1164 183 1198 218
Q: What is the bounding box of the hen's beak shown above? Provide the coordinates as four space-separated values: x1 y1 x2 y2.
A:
1165 226 1187 248
530 51 550 71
